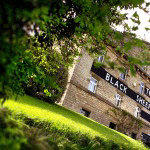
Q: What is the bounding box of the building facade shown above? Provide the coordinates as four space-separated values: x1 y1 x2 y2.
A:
60 46 150 142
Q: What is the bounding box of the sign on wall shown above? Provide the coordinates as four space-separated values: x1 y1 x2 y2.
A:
91 65 150 111
141 110 150 122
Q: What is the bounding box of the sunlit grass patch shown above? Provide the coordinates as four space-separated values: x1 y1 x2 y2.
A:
4 95 148 150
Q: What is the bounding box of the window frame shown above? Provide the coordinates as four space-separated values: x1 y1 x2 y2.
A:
80 108 90 117
98 55 104 63
141 66 147 71
139 82 145 95
134 107 141 118
120 68 128 80
88 77 97 93
115 94 122 107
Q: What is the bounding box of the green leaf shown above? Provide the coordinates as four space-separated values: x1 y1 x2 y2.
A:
133 11 139 18
145 27 150 31
130 64 136 76
75 17 80 23
132 26 138 31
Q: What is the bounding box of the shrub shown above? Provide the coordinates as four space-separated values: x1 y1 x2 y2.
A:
21 127 50 150
108 140 120 150
0 107 26 150
24 65 68 103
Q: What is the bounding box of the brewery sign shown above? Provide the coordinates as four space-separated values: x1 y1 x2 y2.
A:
91 65 150 111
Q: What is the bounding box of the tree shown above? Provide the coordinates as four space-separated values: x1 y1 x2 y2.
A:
0 0 71 103
0 0 150 103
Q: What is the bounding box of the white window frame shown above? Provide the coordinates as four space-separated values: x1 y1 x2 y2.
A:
141 66 147 71
115 94 122 107
134 107 140 118
98 55 104 63
139 82 145 95
120 73 126 80
88 77 97 93
120 69 128 80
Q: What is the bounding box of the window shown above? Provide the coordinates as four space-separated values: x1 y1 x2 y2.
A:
80 108 90 117
139 82 144 95
134 107 140 118
88 77 97 93
120 69 128 80
98 55 104 63
115 94 122 107
142 132 150 147
141 66 147 71
109 122 116 129
131 132 137 139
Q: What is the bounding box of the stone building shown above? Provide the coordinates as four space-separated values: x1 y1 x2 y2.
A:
60 45 150 142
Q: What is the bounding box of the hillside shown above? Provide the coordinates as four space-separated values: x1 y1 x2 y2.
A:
4 95 148 150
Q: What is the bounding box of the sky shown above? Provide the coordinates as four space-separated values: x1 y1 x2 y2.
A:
116 0 150 42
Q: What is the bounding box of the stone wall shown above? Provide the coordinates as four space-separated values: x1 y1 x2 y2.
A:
61 48 150 138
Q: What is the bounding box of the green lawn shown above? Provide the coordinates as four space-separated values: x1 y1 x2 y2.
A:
4 95 148 150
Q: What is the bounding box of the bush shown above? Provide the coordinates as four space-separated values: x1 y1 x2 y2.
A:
21 127 50 150
0 107 26 150
24 65 68 103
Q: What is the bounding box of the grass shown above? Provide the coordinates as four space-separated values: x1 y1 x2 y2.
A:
4 95 148 150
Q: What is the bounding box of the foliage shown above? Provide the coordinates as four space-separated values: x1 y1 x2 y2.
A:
1 0 150 103
106 108 143 136
0 0 69 103
21 127 51 150
24 64 68 103
48 133 79 150
0 107 26 150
